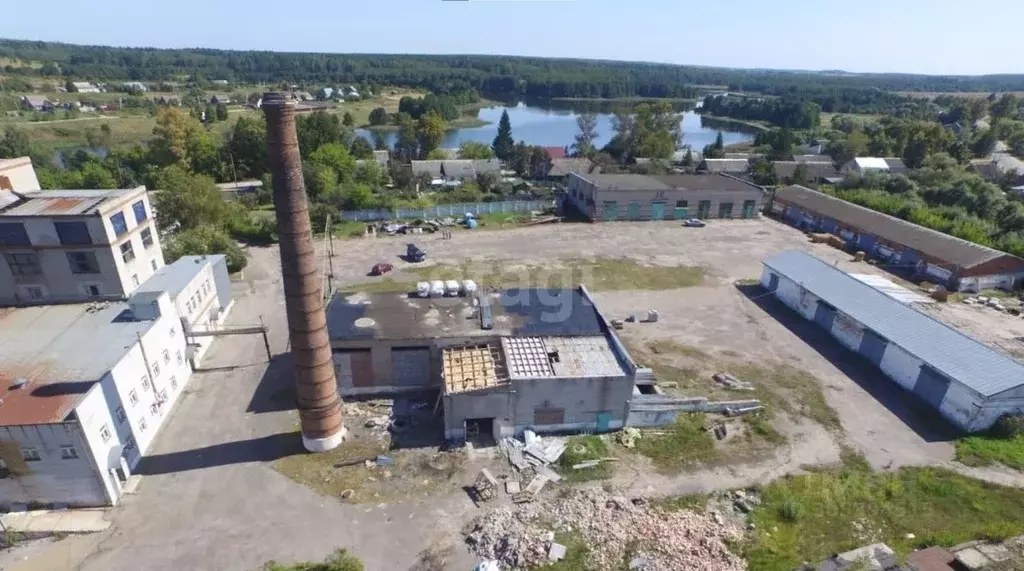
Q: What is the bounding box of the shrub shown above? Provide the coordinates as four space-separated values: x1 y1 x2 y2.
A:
778 499 804 522
993 415 1024 439
163 227 247 273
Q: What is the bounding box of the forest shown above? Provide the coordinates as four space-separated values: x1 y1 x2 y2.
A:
4 39 1024 101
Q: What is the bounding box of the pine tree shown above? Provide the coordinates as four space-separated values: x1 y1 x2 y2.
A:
492 110 514 160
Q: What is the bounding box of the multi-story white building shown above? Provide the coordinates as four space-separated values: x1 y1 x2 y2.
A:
0 291 192 507
0 185 165 306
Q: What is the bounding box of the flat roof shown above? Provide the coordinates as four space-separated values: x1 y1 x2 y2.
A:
775 185 1015 270
0 187 143 217
502 336 624 380
327 288 604 342
574 173 760 193
133 255 223 299
0 302 159 426
764 250 1024 397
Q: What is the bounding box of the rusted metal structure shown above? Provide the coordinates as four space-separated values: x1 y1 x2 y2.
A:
262 92 345 452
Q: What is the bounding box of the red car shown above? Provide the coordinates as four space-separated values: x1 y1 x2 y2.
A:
370 263 393 276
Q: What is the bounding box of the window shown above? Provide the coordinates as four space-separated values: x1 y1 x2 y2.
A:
21 448 41 462
151 259 158 271
4 253 41 275
84 284 100 297
116 405 127 423
150 403 160 416
132 200 148 223
170 376 178 389
151 362 160 378
141 375 151 390
109 212 128 237
54 221 92 245
123 436 136 452
0 223 30 246
99 424 112 443
140 227 154 248
139 417 147 432
60 445 79 460
129 389 139 405
675 200 688 208
163 349 170 364
67 251 99 274
120 240 135 263
176 350 183 365
131 274 139 287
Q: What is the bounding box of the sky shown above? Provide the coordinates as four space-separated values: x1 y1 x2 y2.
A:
1 0 1022 76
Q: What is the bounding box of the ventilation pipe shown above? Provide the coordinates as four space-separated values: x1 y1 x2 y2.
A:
262 92 345 452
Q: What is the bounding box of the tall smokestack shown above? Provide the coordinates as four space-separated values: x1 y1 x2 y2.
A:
263 92 345 452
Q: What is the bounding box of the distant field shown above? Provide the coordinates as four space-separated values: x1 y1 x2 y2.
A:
820 112 883 126
898 91 1024 100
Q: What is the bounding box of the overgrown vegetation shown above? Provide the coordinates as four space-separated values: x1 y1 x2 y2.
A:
743 467 1024 571
652 493 709 513
955 415 1024 470
634 414 716 473
261 549 364 571
557 435 614 483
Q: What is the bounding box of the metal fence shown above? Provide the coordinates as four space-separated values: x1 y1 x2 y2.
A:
338 200 552 222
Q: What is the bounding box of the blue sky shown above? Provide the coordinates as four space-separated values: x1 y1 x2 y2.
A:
1 0 1021 76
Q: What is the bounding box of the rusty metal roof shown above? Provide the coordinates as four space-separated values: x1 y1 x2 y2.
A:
0 187 140 217
0 302 158 426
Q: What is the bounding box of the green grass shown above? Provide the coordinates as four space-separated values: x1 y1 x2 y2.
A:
634 414 716 473
652 493 709 513
262 549 364 571
557 435 614 483
743 414 787 446
956 433 1024 470
539 531 593 571
743 467 1024 571
647 340 709 360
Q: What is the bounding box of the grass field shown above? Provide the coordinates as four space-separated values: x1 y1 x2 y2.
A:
956 433 1024 470
633 414 716 472
743 466 1024 571
557 435 615 483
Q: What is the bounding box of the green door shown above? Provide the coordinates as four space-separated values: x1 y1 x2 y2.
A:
602 201 618 221
697 200 711 219
627 202 641 220
674 200 688 220
742 200 756 219
719 202 734 218
596 411 612 432
651 201 666 220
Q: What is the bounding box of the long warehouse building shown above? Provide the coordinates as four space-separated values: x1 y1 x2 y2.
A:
771 185 1024 291
761 250 1024 432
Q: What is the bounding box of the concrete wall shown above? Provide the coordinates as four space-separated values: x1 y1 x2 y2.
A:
508 374 633 433
831 310 864 352
878 343 922 392
627 396 762 427
332 339 439 396
442 388 511 440
0 421 108 508
0 159 41 192
74 382 122 505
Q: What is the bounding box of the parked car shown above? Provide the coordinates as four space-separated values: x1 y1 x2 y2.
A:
406 243 426 262
683 219 706 228
370 263 393 276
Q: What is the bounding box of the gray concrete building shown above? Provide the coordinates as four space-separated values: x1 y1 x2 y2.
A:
566 173 766 222
0 186 164 306
326 287 639 441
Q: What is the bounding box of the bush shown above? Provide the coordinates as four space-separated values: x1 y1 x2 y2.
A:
262 548 363 571
993 415 1024 439
778 499 804 522
164 227 247 273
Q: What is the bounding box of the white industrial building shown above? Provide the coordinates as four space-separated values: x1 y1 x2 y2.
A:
0 185 164 305
131 255 235 366
761 250 1024 432
0 256 234 508
0 158 42 198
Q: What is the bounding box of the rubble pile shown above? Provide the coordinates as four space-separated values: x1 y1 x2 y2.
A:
465 488 746 571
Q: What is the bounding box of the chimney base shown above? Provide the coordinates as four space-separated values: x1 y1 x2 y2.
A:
302 427 346 453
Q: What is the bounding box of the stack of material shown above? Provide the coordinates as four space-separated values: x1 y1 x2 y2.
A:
465 488 745 571
713 372 755 391
500 430 567 501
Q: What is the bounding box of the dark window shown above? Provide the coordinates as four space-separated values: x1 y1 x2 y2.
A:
54 221 92 245
109 212 128 237
132 200 147 223
120 240 135 263
67 251 99 274
4 253 41 275
675 200 688 208
85 284 100 297
140 227 154 248
0 223 30 246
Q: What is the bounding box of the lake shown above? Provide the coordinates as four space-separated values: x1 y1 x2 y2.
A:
356 101 756 152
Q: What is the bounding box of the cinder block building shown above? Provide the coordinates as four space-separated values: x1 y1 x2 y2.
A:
566 173 766 222
772 185 1024 291
0 186 165 305
326 287 640 441
761 250 1024 432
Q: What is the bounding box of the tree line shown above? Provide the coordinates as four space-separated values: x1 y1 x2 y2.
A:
700 95 822 130
5 39 1024 102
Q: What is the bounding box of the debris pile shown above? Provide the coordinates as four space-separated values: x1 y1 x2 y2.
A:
465 488 745 571
499 430 566 502
713 372 755 391
616 427 641 449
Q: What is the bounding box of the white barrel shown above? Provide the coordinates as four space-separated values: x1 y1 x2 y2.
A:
416 282 431 298
430 280 445 297
461 280 478 296
444 280 461 296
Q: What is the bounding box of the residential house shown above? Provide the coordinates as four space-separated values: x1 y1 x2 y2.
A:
21 96 52 112
772 161 840 184
566 173 766 221
209 95 230 105
771 185 1024 291
344 86 360 98
840 157 908 176
540 146 568 160
355 150 390 169
698 158 750 174
411 159 501 184
319 87 334 100
0 185 165 305
121 82 148 93
970 153 1024 185
211 79 230 86
547 158 599 180
71 82 101 94
292 91 314 102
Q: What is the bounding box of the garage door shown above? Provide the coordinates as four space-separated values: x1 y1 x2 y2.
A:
334 349 374 388
858 329 888 367
392 348 431 388
913 366 951 409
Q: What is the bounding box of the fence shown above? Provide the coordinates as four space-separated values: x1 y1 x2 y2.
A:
338 200 553 222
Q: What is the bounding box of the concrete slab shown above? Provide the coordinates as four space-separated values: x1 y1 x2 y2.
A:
955 547 992 571
975 543 1012 563
0 509 111 533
